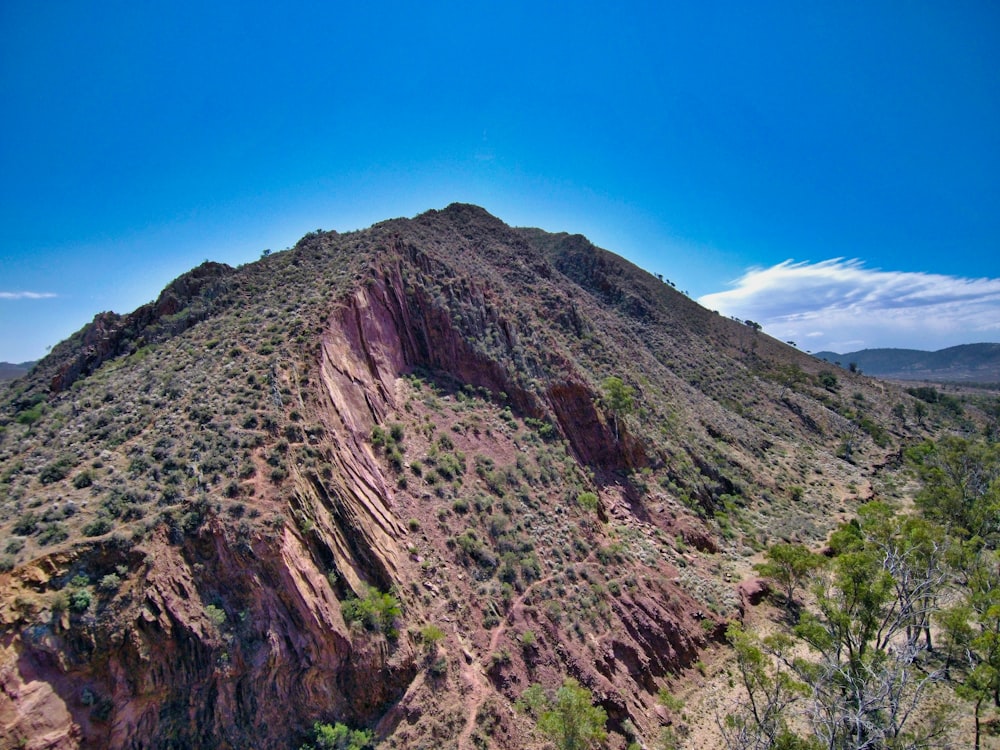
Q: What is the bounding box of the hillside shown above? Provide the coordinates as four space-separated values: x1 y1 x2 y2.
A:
816 343 1000 384
0 204 982 749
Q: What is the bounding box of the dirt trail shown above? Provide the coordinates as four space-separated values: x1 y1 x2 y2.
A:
455 632 491 749
456 573 557 748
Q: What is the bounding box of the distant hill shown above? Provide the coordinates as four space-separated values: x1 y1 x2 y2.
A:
0 361 34 381
815 343 1000 383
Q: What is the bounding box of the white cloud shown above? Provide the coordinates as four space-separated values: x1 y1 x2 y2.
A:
0 291 57 299
697 259 1000 352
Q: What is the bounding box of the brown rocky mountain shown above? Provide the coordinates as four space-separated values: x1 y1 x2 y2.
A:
0 204 981 749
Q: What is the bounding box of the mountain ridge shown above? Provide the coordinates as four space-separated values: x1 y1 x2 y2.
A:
0 204 983 749
816 342 1000 384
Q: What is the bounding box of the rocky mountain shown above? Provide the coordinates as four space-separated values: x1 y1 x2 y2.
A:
0 204 983 749
815 343 1000 384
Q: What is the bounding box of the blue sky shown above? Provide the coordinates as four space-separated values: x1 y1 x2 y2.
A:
2 1 998 362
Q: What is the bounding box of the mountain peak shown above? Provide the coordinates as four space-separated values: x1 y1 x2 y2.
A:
0 205 990 749
415 202 506 228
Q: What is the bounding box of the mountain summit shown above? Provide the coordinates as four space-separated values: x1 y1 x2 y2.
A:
0 205 967 748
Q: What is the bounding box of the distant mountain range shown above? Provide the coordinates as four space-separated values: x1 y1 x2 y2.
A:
814 343 1000 384
0 361 34 381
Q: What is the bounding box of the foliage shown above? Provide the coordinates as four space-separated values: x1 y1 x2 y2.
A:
576 491 599 512
38 455 75 485
341 585 401 637
601 376 635 440
657 688 684 712
419 623 445 650
727 488 970 748
69 586 92 613
906 436 1000 544
536 678 608 750
205 604 227 628
15 400 45 426
98 573 122 592
753 542 824 608
516 683 549 717
718 624 812 750
817 370 839 391
72 470 94 489
299 721 374 750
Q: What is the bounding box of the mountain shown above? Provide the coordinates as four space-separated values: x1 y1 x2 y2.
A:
0 204 983 749
815 343 1000 384
0 361 36 381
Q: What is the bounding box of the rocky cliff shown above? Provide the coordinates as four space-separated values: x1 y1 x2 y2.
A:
0 205 944 749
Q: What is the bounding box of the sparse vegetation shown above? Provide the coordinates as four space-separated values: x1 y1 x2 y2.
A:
0 205 992 749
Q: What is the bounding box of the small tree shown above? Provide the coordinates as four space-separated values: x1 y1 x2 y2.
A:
718 624 812 750
601 376 635 441
817 370 839 391
538 678 608 750
753 542 823 610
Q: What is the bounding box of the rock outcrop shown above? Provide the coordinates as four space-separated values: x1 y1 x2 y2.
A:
38 261 234 394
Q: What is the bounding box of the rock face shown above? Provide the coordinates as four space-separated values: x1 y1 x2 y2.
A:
1 524 416 749
0 205 914 749
737 578 771 614
38 261 235 394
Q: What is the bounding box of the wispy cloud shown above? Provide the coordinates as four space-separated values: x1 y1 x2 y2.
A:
698 259 1000 352
0 291 58 300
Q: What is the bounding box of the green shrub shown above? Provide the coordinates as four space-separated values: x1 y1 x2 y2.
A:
436 452 465 480
300 722 374 750
12 512 39 536
37 523 69 545
657 688 685 711
98 573 122 592
419 623 445 650
72 471 94 489
341 585 401 637
818 370 839 390
5 538 24 555
83 518 114 537
15 400 45 426
205 604 227 628
69 587 93 612
576 492 599 512
39 456 75 485
538 678 608 749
